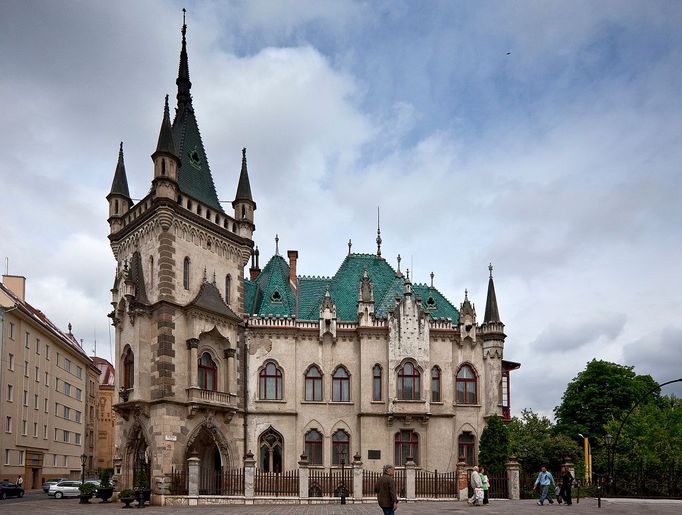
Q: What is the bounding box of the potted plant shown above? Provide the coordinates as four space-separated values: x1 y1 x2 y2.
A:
78 481 97 503
119 488 135 509
96 469 114 503
134 470 150 508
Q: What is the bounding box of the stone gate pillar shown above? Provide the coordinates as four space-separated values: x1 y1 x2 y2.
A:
506 456 520 500
352 452 363 502
187 453 200 497
244 450 256 504
405 457 417 501
457 458 468 501
298 454 309 501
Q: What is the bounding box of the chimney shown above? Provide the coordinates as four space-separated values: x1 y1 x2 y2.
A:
249 246 261 280
2 275 26 302
287 250 298 288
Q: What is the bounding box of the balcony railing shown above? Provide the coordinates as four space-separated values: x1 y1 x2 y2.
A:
186 387 236 408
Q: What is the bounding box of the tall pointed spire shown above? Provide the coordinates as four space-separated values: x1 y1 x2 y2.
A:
109 142 131 198
176 8 192 109
154 95 178 158
376 206 382 257
234 147 255 205
483 263 501 323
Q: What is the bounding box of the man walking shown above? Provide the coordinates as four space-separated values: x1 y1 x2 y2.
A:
375 464 398 515
534 465 555 506
467 466 483 505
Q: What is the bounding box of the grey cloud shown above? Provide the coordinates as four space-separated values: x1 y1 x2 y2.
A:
623 327 682 397
531 314 627 355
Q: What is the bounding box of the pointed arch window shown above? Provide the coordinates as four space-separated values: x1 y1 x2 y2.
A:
394 430 419 465
304 365 323 401
332 429 350 465
431 366 441 402
331 366 350 402
397 362 421 400
259 428 283 472
183 257 190 290
225 274 231 305
114 199 119 214
456 365 477 404
161 159 166 176
122 346 134 390
304 429 323 465
198 352 217 391
458 432 476 466
372 364 382 401
259 361 283 400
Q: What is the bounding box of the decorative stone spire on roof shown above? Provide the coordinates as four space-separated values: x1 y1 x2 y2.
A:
348 239 352 256
234 147 255 207
430 271 434 288
404 269 412 296
483 263 501 323
460 288 475 319
108 142 131 199
275 234 280 256
376 206 382 257
176 8 191 109
396 254 403 277
154 95 178 158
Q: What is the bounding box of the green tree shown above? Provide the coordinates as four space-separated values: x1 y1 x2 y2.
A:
478 415 510 473
554 359 659 441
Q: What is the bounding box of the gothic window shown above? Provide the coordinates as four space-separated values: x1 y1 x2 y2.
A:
225 275 231 305
431 366 441 402
259 361 283 400
259 428 283 472
331 366 350 402
458 432 476 466
198 352 217 391
372 364 382 401
304 429 323 466
456 365 477 404
394 430 419 465
304 365 323 402
114 199 119 214
332 429 350 465
149 256 154 288
397 362 421 400
161 159 166 175
183 257 190 290
122 346 134 389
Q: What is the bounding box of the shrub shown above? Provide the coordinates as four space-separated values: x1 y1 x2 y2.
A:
79 482 97 495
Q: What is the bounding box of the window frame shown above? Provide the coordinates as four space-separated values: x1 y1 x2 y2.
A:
455 364 478 404
304 365 323 402
331 366 351 402
258 361 283 400
394 429 419 466
331 429 350 465
372 364 382 401
304 429 323 466
397 361 421 400
431 366 441 402
198 352 218 391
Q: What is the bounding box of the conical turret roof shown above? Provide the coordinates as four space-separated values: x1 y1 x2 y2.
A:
108 142 131 199
234 147 255 206
154 95 178 158
483 265 501 323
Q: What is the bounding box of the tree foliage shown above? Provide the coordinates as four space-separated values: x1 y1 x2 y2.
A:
478 415 510 473
554 359 659 441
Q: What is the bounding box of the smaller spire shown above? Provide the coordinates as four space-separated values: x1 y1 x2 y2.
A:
489 263 493 279
176 8 192 108
430 271 434 288
153 94 178 158
376 206 382 257
68 323 72 334
108 142 131 199
397 254 402 275
484 263 501 323
255 245 260 268
464 288 469 301
348 239 352 256
275 234 279 256
234 147 255 206
404 269 412 296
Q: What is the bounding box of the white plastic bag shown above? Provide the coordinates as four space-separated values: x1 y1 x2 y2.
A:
475 487 484 502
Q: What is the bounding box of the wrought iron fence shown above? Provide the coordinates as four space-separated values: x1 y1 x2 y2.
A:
254 469 299 496
199 468 245 495
488 471 508 499
308 467 351 497
415 469 457 498
169 467 188 495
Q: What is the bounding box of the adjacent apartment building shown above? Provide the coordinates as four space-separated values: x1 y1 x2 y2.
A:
92 356 115 470
0 274 100 487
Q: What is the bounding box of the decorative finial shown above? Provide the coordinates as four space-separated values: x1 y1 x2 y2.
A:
376 206 382 257
242 147 247 160
275 234 279 255
397 254 401 273
164 93 169 112
203 266 207 281
212 271 216 285
348 239 352 256
465 288 469 300
182 8 187 38
324 285 331 297
119 141 123 155
255 245 260 268
430 271 434 288
68 323 72 334
406 269 410 282
489 262 493 278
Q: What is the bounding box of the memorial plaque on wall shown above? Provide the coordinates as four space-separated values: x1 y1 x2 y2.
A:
368 450 381 460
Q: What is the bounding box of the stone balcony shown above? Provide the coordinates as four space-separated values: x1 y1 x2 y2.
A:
186 387 239 423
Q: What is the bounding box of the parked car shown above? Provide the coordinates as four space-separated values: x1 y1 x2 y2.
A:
42 478 66 493
0 480 24 499
48 480 82 498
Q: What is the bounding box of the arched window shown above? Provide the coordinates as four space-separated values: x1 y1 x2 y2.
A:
225 275 231 305
372 364 382 401
331 366 350 402
304 365 323 401
183 257 190 290
114 199 119 214
198 352 217 391
458 432 476 466
397 362 421 400
332 429 350 465
122 346 134 389
394 430 419 465
259 428 283 472
161 159 166 176
259 361 283 400
456 365 477 404
431 366 441 402
304 429 323 466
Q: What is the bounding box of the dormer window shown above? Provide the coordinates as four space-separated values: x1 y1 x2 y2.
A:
271 290 282 303
426 296 436 309
188 146 202 168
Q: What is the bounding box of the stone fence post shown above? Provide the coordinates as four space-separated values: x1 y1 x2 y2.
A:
456 458 468 501
405 457 416 501
352 452 363 502
298 454 309 501
506 456 520 500
187 453 200 497
244 450 256 504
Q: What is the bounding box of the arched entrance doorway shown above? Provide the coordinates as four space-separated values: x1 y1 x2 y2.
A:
128 427 151 491
185 427 223 494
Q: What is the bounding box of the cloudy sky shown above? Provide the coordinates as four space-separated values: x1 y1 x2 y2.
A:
1 0 681 418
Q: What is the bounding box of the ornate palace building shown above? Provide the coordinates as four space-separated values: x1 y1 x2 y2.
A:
108 18 520 493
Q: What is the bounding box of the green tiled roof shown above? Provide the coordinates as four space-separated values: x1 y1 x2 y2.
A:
245 253 460 324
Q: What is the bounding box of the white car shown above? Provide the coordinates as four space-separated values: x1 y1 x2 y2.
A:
48 480 100 498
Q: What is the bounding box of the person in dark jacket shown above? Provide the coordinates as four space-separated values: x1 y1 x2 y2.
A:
557 466 573 505
374 464 398 515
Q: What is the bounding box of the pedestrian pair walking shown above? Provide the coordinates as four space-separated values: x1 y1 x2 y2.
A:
467 466 489 506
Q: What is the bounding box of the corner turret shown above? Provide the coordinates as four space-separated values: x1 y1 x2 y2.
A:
480 263 506 417
233 147 256 239
107 142 133 234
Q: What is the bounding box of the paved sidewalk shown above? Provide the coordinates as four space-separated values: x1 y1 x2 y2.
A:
1 498 682 514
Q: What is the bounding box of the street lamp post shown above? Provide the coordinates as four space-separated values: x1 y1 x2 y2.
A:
80 453 87 485
604 433 613 497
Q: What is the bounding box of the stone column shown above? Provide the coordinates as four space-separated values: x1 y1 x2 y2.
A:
298 454 309 502
187 454 200 497
457 458 468 501
404 457 417 501
224 348 237 395
187 339 199 388
506 456 520 500
352 452 363 502
244 450 256 504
